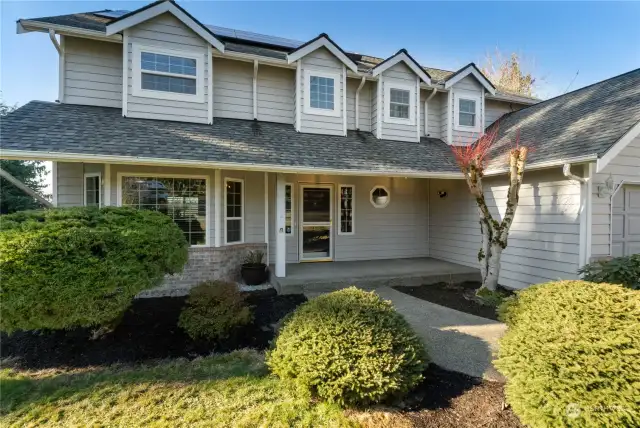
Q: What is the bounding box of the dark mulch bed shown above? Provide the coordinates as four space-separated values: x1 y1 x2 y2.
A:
0 289 306 370
393 282 513 321
353 365 521 427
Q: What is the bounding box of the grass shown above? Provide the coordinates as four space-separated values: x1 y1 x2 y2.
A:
0 349 356 427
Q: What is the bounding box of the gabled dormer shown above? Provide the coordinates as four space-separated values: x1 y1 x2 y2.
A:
105 0 225 124
442 63 496 144
371 49 431 143
288 34 358 136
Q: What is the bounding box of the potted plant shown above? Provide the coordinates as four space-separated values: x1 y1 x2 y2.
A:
241 250 268 285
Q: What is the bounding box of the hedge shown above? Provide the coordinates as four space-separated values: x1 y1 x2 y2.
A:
495 280 640 427
0 207 188 332
266 287 427 407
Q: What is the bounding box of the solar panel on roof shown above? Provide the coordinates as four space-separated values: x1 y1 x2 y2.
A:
208 25 302 49
93 10 130 19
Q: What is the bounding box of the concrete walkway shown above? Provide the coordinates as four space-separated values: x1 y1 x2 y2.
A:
375 287 506 381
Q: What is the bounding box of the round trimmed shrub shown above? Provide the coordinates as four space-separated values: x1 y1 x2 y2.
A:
266 287 428 407
495 280 640 427
0 207 188 332
179 281 253 341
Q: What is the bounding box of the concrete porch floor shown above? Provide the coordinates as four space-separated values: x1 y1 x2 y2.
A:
271 257 480 295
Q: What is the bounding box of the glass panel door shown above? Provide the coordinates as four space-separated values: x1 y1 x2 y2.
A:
300 186 332 261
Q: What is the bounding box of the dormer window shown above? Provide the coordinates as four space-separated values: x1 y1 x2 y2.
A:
384 81 415 125
454 93 481 132
303 70 340 117
132 44 204 103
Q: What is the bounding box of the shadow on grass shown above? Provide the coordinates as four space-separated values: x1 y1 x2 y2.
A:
1 350 268 417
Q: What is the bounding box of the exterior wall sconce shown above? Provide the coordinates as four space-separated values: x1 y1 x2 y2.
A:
437 190 448 198
597 174 614 198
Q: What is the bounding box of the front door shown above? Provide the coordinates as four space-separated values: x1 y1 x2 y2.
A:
299 185 333 261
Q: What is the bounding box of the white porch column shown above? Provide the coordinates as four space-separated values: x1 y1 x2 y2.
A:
103 163 111 206
214 169 222 247
275 173 286 277
264 172 270 265
51 161 58 207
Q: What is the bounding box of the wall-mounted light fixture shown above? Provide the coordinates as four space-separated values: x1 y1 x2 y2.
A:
437 190 448 198
597 174 614 198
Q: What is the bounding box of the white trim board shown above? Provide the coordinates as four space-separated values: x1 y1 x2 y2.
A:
116 171 211 247
105 1 225 53
371 51 431 85
596 120 640 173
453 92 482 133
445 64 496 95
383 80 416 126
287 35 358 73
303 68 341 117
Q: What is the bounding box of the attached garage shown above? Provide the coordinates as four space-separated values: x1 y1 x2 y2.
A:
612 185 640 256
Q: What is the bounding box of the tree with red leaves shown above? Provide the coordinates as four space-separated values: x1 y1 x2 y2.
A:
451 125 529 291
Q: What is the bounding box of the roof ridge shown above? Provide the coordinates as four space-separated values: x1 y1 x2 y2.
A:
506 68 640 117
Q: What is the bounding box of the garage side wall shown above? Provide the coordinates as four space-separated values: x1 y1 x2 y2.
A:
591 133 640 258
429 168 582 289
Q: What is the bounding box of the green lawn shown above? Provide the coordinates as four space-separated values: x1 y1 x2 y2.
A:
0 350 356 427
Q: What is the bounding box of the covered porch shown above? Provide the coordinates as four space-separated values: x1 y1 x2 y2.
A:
270 257 480 295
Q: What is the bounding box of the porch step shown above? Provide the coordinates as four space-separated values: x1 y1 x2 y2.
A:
270 270 480 296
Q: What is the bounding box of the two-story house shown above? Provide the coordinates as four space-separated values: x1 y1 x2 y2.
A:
2 0 639 293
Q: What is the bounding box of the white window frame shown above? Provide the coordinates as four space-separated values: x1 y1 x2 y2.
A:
84 172 101 208
131 43 205 103
453 92 481 132
384 80 416 125
116 172 211 247
285 183 294 235
224 177 245 245
370 185 390 209
338 184 355 236
303 69 341 117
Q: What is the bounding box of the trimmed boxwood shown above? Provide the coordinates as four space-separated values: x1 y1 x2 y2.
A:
266 287 427 407
495 280 640 428
0 207 188 332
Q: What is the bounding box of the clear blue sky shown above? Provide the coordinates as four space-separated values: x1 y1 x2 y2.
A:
2 1 639 107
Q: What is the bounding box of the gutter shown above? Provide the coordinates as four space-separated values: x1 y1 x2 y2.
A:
354 76 365 130
18 20 123 42
484 154 598 176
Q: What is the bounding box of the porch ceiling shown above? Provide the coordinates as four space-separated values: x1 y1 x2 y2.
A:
1 101 460 177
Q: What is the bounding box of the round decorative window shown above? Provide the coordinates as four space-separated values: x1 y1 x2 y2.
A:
370 186 390 208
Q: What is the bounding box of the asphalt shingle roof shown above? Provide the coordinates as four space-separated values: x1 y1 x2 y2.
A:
487 68 640 169
0 101 459 175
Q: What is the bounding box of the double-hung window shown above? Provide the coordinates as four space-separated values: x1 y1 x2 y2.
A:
225 178 244 244
454 93 481 132
384 82 415 124
120 174 208 246
132 44 204 103
304 70 340 116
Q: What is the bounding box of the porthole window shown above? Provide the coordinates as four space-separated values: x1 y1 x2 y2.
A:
370 186 390 208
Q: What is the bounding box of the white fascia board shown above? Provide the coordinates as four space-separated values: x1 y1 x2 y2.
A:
445 65 496 95
286 37 358 73
18 20 122 42
0 149 464 179
596 120 640 173
105 1 225 53
371 52 431 85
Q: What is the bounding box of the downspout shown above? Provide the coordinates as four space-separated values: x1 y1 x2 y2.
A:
253 60 259 120
355 76 365 130
424 88 437 136
563 163 589 268
49 29 61 54
49 30 64 103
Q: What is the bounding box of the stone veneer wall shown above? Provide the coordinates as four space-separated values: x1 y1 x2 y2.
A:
137 243 267 298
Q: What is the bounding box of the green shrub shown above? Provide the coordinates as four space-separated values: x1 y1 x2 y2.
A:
178 281 253 341
495 280 640 428
0 207 188 332
266 287 427 407
578 255 639 289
